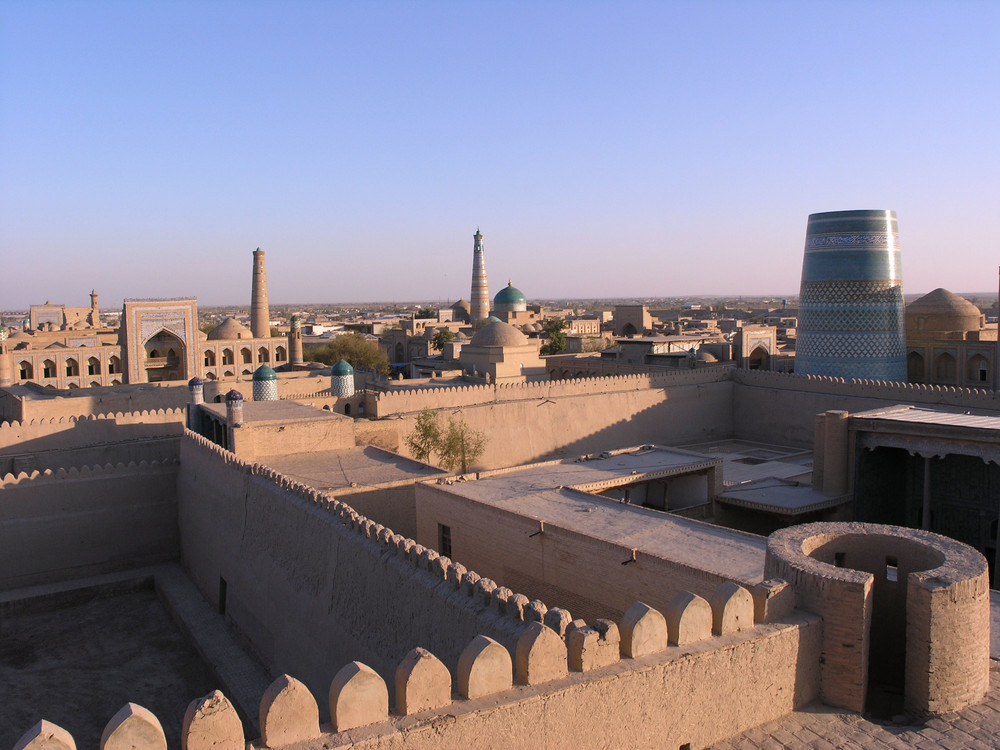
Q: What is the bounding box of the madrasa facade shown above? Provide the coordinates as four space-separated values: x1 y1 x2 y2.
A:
2 249 287 390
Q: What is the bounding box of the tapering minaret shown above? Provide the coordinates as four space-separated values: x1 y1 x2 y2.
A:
470 228 489 324
288 315 303 365
0 326 12 387
250 247 270 338
89 290 99 328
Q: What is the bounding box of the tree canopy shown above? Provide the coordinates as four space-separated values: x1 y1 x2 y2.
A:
540 318 568 355
304 333 390 375
431 328 455 351
414 307 437 319
406 408 487 473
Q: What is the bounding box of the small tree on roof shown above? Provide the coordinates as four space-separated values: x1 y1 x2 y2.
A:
405 409 486 473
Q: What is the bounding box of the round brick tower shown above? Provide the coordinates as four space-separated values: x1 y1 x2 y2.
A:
470 228 489 325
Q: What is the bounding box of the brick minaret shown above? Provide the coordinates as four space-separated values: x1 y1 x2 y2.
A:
251 248 270 338
470 228 489 324
289 315 304 365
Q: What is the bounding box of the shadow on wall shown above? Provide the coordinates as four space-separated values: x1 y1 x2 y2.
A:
0 418 183 474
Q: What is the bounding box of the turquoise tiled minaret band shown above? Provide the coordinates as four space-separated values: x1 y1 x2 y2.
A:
796 210 906 381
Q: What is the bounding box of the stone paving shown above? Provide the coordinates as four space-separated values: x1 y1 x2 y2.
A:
712 664 1000 749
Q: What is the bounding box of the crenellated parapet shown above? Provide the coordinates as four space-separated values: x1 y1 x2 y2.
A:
733 368 1000 408
370 366 732 418
0 458 178 488
12 584 785 750
0 408 186 452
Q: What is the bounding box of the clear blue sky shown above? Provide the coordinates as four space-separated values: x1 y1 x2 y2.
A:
2 1 997 309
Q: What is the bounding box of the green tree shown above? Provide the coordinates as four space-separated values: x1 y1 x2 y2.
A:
439 416 487 473
540 318 567 355
304 333 390 375
415 307 437 319
405 409 487 473
406 408 442 463
431 328 455 351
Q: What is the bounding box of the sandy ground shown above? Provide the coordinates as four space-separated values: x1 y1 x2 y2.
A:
0 588 218 748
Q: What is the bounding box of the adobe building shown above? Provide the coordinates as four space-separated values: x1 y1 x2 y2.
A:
458 319 547 383
613 304 653 337
5 252 288 389
905 287 997 388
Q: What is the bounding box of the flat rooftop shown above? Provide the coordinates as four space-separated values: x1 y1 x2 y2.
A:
257 445 444 491
718 477 847 515
853 404 1000 433
681 438 813 487
436 447 765 585
201 400 345 425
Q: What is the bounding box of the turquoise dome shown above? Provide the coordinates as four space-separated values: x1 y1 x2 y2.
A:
331 359 354 376
493 281 527 312
253 365 277 381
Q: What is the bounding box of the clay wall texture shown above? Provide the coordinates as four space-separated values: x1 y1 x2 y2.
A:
0 410 184 474
416 482 763 623
732 369 1000 446
765 522 990 716
3 384 191 423
342 619 821 750
229 417 356 461
176 433 535 715
382 373 734 470
15 589 821 750
0 460 179 590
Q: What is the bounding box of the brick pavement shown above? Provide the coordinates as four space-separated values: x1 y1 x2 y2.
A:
712 664 1000 749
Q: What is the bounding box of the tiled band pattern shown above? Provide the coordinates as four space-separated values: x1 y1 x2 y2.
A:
796 211 906 381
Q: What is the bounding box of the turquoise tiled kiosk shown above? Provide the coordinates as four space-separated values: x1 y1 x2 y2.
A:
796 210 906 381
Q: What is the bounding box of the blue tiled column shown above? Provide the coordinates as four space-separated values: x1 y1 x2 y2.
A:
796 210 906 381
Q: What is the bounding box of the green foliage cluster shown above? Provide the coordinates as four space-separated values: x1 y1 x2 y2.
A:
304 333 390 375
431 328 454 351
414 307 438 319
540 318 568 355
406 408 487 473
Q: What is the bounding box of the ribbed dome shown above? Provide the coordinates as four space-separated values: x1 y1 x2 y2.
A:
451 299 471 312
331 359 354 376
469 320 529 348
493 281 527 312
253 365 277 381
906 288 984 333
208 317 253 340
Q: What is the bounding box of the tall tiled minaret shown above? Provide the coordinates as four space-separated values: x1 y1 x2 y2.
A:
470 228 489 324
250 247 270 338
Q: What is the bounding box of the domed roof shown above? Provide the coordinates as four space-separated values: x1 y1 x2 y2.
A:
494 281 527 308
208 317 253 341
469 320 529 348
188 377 204 387
485 316 502 324
454 331 469 341
696 350 718 363
225 389 244 402
331 359 354 376
906 288 984 333
451 299 471 312
253 365 277 381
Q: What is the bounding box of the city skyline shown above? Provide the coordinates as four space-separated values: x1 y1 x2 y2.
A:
2 1 997 309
